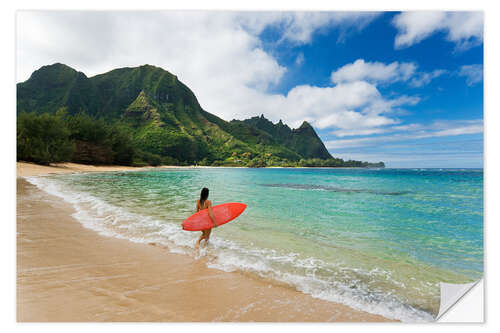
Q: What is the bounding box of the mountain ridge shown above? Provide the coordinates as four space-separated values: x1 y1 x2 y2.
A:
233 115 332 159
17 63 384 168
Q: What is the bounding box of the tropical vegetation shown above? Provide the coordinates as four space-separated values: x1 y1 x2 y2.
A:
16 63 384 168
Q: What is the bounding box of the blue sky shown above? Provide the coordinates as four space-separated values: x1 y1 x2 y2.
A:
257 12 483 168
17 11 483 167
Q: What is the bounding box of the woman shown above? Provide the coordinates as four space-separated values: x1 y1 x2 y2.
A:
195 187 218 249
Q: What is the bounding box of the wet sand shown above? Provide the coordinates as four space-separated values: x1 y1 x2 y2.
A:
17 162 394 322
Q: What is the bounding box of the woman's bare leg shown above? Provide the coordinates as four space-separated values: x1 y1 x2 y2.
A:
204 229 212 245
195 233 204 249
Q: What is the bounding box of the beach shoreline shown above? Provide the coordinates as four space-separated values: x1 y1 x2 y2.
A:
16 161 387 178
16 161 394 322
16 161 187 178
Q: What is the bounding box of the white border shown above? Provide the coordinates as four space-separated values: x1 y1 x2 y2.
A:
3 0 497 332
438 279 484 322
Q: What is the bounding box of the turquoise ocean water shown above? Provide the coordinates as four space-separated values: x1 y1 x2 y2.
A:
26 167 483 322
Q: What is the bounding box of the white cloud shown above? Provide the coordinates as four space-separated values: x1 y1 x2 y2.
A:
331 122 424 137
458 64 483 86
331 59 417 84
361 95 419 115
295 52 305 66
392 11 483 50
278 81 419 130
432 125 483 137
329 119 483 167
409 69 446 87
330 127 390 137
325 119 483 148
331 58 444 88
17 11 411 133
391 123 425 131
234 81 413 130
239 12 380 45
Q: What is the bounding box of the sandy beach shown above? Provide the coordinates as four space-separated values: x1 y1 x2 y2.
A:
16 161 393 322
16 161 181 177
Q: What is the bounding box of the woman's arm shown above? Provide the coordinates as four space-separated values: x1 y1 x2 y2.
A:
207 201 218 227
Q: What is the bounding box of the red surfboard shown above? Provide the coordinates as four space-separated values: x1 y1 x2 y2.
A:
182 202 247 231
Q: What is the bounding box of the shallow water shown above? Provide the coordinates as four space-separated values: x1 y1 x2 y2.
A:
26 167 483 322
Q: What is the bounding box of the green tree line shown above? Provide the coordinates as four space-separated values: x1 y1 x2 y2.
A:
17 110 163 166
17 110 384 168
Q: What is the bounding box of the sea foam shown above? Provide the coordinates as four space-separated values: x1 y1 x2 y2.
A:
24 175 435 322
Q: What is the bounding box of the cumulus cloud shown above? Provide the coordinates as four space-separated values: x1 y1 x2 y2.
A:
238 12 380 45
17 11 410 132
234 81 415 130
331 58 444 88
392 11 483 50
331 59 417 84
458 64 483 86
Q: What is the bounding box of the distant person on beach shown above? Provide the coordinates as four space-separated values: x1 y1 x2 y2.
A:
195 187 218 249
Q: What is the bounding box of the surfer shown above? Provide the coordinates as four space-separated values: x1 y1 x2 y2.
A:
195 187 219 249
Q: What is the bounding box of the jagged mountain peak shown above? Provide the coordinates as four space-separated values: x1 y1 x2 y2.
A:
242 116 332 159
299 121 312 129
17 63 336 163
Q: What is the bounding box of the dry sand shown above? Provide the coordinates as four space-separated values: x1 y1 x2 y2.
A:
16 161 182 177
16 162 394 322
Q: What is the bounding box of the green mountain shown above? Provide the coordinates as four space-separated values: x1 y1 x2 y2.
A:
235 115 332 159
17 63 384 168
17 63 99 116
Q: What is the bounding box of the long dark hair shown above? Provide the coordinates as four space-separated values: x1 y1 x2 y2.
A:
200 187 209 207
